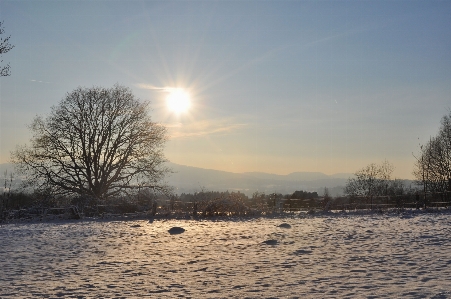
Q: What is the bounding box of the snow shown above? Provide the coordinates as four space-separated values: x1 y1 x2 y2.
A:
1 211 451 298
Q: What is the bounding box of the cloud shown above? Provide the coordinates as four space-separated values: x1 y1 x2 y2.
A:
30 79 51 84
166 118 247 139
135 83 177 93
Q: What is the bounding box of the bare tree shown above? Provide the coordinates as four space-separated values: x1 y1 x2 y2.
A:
12 85 170 199
0 21 14 76
344 160 395 199
413 111 451 194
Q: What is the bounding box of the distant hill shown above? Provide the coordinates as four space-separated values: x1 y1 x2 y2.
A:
165 162 353 197
242 171 332 181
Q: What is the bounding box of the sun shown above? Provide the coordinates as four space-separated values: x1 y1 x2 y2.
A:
166 88 191 115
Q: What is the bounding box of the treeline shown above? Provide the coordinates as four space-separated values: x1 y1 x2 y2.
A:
0 188 322 221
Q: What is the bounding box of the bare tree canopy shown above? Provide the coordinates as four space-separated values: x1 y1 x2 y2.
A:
413 110 451 193
12 85 170 199
344 160 397 198
0 21 14 76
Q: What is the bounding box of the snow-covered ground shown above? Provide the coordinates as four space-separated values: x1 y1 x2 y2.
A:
1 211 451 298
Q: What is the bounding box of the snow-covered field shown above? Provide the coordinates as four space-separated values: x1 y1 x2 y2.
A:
1 211 451 298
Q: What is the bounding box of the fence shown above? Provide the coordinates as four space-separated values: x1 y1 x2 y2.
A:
282 191 451 213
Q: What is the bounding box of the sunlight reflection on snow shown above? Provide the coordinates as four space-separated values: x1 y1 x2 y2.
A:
1 213 451 297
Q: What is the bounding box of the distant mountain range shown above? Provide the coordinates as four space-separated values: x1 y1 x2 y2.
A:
165 163 352 197
0 162 351 197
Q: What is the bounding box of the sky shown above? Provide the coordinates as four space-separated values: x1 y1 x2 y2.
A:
0 0 450 179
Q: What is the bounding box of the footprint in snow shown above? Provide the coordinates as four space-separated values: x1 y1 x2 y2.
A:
293 249 312 255
278 223 291 229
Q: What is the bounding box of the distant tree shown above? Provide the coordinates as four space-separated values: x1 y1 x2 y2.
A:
322 187 333 211
12 85 170 199
267 192 282 209
0 21 14 76
291 190 318 199
251 191 267 209
344 160 394 199
413 111 451 194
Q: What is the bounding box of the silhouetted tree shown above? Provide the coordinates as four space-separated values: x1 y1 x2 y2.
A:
413 111 451 195
0 21 14 76
344 160 394 199
12 85 170 199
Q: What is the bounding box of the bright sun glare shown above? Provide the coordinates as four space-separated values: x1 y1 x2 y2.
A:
166 88 191 115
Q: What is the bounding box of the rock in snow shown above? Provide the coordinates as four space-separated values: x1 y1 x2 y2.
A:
168 227 185 235
278 223 292 229
262 239 279 245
